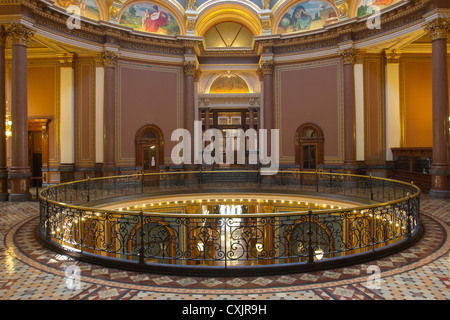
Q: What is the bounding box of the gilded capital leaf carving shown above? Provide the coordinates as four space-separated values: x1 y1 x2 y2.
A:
7 24 34 45
260 60 274 75
183 60 198 76
424 18 450 41
338 48 359 65
99 50 120 67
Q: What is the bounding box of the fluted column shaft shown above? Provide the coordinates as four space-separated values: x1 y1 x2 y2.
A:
425 19 450 197
184 60 197 166
0 27 7 200
99 51 119 176
8 24 34 201
339 48 358 174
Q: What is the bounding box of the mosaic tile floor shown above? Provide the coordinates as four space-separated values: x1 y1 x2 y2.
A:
0 195 449 302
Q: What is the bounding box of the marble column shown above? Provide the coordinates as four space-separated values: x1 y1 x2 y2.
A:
99 50 119 177
184 60 197 166
8 24 34 202
339 48 359 175
0 27 7 201
260 59 274 162
58 53 75 182
384 49 402 162
425 19 450 198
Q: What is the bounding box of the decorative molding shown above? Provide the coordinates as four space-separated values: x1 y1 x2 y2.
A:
424 18 450 41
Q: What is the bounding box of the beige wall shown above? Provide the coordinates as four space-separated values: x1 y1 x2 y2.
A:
400 55 450 148
118 62 182 166
276 59 342 164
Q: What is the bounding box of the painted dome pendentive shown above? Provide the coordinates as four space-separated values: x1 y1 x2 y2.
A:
55 0 101 20
277 1 339 34
356 0 401 17
119 2 181 35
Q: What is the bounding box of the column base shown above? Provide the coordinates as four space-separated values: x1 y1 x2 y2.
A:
0 193 8 201
429 189 450 199
59 163 75 183
9 192 31 202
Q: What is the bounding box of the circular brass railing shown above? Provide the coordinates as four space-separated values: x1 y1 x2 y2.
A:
37 170 422 276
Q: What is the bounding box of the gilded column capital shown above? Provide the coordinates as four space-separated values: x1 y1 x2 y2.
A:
57 53 75 68
338 48 360 65
183 60 198 76
0 25 7 45
424 18 450 41
98 50 120 68
260 59 274 75
6 24 34 46
384 49 402 64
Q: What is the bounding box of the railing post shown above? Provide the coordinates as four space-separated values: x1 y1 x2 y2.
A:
316 170 319 192
79 210 84 254
45 199 50 240
87 177 90 203
407 192 412 239
139 210 145 264
370 174 373 201
307 207 314 263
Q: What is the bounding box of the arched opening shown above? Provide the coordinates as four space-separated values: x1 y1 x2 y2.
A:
295 123 324 170
135 124 164 173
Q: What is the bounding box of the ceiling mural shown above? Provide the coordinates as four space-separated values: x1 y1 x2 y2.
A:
356 0 401 17
277 1 338 34
55 0 101 20
119 2 181 35
49 0 409 36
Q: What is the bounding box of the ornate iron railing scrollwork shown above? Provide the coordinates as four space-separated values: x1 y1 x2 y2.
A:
37 170 422 276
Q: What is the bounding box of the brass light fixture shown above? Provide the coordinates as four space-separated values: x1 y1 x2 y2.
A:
5 101 11 140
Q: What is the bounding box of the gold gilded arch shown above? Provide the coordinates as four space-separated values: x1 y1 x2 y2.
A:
118 0 185 35
195 3 262 36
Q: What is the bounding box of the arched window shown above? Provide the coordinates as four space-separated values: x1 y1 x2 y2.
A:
295 123 324 170
135 124 164 173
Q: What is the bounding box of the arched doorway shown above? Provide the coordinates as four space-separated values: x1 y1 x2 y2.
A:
295 123 324 170
135 124 164 173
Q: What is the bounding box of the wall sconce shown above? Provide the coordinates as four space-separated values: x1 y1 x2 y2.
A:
255 243 263 253
5 101 11 140
315 248 324 260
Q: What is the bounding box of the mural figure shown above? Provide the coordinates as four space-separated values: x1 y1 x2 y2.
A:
142 5 169 32
277 1 338 34
291 5 313 31
120 2 180 35
357 0 399 17
55 0 100 20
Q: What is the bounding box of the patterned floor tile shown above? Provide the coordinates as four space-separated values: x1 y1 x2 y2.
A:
0 195 448 300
